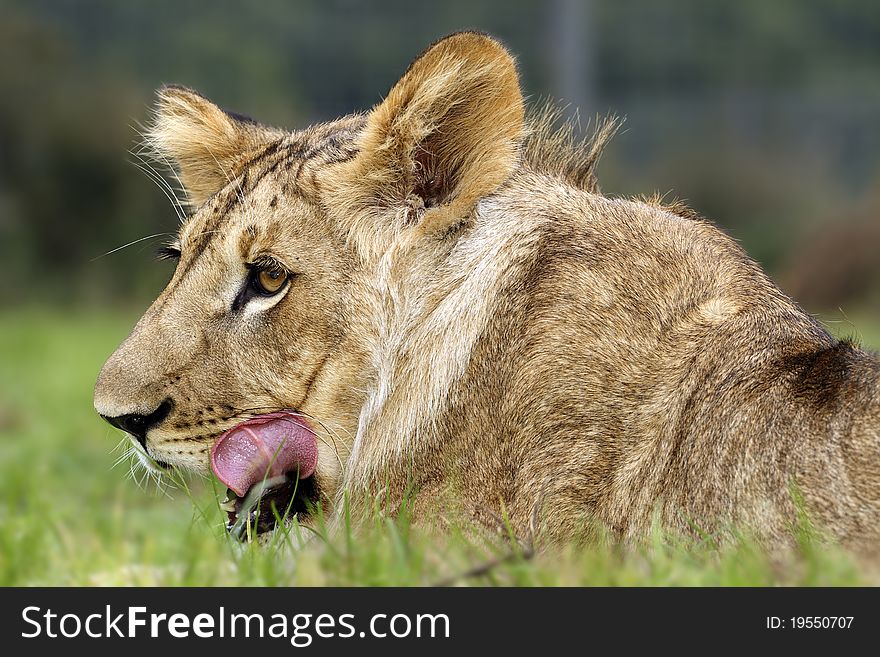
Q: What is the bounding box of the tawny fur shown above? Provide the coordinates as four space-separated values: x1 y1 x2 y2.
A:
95 32 880 553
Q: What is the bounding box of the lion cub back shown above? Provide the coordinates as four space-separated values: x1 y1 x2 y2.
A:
419 179 880 549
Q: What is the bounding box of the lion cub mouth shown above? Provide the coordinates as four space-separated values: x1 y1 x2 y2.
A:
210 411 319 540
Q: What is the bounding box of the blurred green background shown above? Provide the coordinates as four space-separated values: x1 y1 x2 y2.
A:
0 0 879 584
2 0 880 315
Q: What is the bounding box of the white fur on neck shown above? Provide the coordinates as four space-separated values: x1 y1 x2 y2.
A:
345 194 551 494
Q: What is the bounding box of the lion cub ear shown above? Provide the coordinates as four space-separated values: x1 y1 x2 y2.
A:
329 32 524 255
145 86 281 208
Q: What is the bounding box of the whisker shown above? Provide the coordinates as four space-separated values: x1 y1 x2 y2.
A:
275 417 347 475
298 409 354 440
128 146 187 209
127 158 184 218
132 122 191 222
112 447 136 469
133 119 192 215
230 405 353 441
127 154 187 223
109 436 130 455
128 460 142 489
90 232 173 261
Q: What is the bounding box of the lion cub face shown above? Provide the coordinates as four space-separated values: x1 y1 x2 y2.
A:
93 94 372 519
94 128 357 475
95 32 524 527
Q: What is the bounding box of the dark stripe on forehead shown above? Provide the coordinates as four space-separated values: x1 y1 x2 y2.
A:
230 134 360 207
173 131 360 281
179 141 299 266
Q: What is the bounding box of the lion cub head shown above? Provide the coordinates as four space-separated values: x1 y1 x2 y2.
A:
94 32 524 530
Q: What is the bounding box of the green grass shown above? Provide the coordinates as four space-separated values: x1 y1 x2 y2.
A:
0 307 878 586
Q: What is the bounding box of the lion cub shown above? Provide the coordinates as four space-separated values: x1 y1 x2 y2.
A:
96 32 880 552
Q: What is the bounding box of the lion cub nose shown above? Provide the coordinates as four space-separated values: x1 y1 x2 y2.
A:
99 400 173 448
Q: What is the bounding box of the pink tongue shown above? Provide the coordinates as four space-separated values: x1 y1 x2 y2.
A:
210 411 318 497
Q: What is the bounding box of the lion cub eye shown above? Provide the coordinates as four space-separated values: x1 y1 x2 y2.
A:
253 266 289 295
